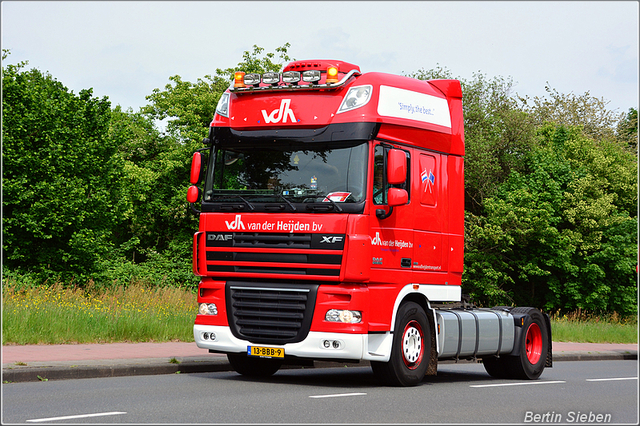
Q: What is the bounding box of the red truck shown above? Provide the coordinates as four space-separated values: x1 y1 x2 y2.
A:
187 59 552 386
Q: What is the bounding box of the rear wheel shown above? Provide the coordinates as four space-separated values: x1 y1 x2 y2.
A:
507 307 549 379
483 307 549 379
482 355 511 379
227 353 282 377
371 301 430 386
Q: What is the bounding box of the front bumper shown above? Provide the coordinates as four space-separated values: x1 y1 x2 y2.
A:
194 324 393 362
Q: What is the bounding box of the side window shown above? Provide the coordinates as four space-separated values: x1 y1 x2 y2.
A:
373 145 386 205
372 144 411 205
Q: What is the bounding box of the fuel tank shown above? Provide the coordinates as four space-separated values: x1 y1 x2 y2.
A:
436 308 515 359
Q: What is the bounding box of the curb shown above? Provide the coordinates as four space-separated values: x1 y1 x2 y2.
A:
3 351 636 383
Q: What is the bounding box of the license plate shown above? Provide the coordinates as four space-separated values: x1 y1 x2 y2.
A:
247 345 285 358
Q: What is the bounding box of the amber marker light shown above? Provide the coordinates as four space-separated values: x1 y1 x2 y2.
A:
234 71 246 88
326 66 339 83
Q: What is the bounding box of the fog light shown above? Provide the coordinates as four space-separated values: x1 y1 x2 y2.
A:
203 332 210 340
332 340 340 349
323 340 331 348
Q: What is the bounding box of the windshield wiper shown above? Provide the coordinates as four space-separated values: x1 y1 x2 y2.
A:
235 195 255 211
277 195 297 211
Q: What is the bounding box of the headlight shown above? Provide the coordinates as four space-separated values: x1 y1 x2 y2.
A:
199 303 218 316
337 85 372 114
325 309 362 323
215 92 230 117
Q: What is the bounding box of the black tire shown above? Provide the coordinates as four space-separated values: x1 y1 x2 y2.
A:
227 353 282 377
371 301 431 387
482 355 511 379
482 305 514 378
506 307 550 380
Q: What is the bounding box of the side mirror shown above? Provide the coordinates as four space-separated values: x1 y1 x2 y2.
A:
187 185 200 204
387 149 406 185
387 188 408 206
190 152 204 185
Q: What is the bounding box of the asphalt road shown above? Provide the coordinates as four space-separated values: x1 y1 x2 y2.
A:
2 360 637 424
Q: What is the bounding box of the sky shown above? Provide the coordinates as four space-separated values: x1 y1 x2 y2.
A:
2 1 638 117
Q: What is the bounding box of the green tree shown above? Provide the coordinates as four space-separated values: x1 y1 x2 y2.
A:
2 55 126 282
94 106 200 288
616 107 638 153
463 124 637 314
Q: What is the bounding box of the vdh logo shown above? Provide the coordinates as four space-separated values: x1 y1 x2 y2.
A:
261 99 297 124
371 232 382 246
225 215 245 230
320 236 343 244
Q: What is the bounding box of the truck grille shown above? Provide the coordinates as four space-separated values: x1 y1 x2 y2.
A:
205 232 344 280
226 282 318 345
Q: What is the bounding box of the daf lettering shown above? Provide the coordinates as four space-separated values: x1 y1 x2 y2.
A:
208 234 233 241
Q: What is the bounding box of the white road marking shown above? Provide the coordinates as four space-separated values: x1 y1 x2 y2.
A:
309 392 367 398
470 380 566 388
586 377 638 382
26 412 127 422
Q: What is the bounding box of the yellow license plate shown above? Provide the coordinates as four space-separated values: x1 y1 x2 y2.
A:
247 345 285 358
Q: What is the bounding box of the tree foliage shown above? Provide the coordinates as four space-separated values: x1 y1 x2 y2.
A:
463 125 637 314
2 58 125 282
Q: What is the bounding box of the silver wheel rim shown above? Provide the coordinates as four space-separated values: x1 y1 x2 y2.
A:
403 325 422 364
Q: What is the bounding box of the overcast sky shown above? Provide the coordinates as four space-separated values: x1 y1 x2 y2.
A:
2 1 638 116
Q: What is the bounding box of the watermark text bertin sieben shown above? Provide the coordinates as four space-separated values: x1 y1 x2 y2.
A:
524 411 612 423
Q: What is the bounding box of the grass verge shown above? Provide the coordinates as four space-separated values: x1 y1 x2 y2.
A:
2 281 637 345
2 281 196 345
550 310 637 344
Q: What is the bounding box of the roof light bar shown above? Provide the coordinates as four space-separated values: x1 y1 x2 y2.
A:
244 73 261 86
229 69 361 93
282 71 301 84
302 70 321 83
262 72 280 85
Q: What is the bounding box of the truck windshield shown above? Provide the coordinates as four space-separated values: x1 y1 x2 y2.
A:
203 141 368 210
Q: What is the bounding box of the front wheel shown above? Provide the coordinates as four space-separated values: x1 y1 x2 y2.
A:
371 301 431 386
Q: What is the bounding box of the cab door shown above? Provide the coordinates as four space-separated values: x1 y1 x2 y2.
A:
412 151 446 282
369 143 413 285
